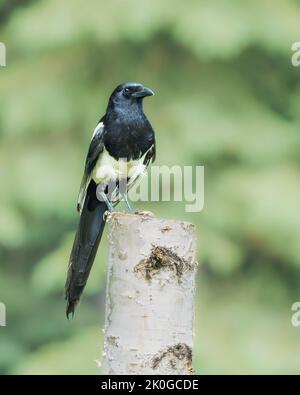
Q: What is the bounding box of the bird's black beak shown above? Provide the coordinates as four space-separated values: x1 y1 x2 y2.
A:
132 86 154 98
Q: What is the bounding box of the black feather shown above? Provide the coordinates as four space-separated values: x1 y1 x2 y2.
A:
65 180 107 318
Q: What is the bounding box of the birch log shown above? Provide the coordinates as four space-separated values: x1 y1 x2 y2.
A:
101 211 197 375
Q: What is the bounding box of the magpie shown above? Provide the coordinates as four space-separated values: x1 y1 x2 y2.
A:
65 82 156 318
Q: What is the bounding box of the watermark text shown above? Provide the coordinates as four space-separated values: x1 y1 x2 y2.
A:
0 302 6 327
0 42 6 67
95 163 204 213
291 302 300 327
291 42 300 67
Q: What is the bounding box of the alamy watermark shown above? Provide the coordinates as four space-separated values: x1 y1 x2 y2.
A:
291 302 300 327
0 302 6 327
95 163 204 213
0 42 6 67
291 42 300 67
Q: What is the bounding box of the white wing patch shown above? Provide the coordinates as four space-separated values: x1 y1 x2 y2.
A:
91 121 104 141
77 122 105 213
77 173 91 213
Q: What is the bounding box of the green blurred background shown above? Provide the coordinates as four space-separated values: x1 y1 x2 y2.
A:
1 0 300 375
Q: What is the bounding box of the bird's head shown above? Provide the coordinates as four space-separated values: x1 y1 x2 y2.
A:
108 82 154 111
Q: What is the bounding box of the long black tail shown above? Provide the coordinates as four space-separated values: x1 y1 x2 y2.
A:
65 180 107 318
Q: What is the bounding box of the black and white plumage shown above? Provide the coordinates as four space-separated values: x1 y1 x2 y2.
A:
65 82 156 318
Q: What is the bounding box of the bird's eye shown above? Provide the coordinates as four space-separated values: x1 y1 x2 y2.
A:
124 88 130 93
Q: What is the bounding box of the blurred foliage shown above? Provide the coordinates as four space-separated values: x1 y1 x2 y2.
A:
0 0 300 374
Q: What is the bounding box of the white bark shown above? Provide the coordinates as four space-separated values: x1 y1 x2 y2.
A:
101 211 197 375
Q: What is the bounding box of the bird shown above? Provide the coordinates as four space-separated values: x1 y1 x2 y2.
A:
65 82 156 318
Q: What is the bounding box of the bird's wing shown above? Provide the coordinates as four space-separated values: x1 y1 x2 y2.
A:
143 141 156 166
128 143 156 189
77 121 105 213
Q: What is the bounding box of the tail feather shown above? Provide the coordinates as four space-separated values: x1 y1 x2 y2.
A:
65 180 107 318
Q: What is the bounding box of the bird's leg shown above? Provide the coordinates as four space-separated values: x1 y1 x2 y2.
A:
118 176 134 213
96 182 115 212
99 192 114 212
121 192 134 213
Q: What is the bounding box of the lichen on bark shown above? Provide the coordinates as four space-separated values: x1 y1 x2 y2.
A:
134 245 194 281
152 343 193 373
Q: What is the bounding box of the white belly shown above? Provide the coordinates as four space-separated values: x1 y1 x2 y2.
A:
92 148 146 184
